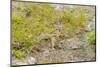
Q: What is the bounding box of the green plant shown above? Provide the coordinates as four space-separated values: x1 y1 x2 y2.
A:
12 2 95 59
60 8 87 37
12 50 25 59
86 31 96 45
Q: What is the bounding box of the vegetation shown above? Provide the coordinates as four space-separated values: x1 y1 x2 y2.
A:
86 31 96 45
12 49 25 59
12 1 95 59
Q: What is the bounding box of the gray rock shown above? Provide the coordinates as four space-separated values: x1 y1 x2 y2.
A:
88 17 95 32
25 56 36 64
12 56 37 65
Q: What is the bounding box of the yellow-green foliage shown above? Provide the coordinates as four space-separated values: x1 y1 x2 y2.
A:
12 50 25 59
12 1 95 58
61 7 94 37
86 31 96 45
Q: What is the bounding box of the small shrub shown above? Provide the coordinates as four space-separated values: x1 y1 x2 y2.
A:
12 50 25 59
86 31 96 45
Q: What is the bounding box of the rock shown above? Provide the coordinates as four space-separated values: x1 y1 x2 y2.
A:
88 17 95 32
25 56 36 64
60 37 83 50
12 56 37 65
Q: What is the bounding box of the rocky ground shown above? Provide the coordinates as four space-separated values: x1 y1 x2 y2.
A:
12 34 96 65
34 35 96 64
12 4 96 65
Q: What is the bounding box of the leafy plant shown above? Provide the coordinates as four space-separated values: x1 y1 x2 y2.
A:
12 1 95 59
12 50 25 59
86 31 96 45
